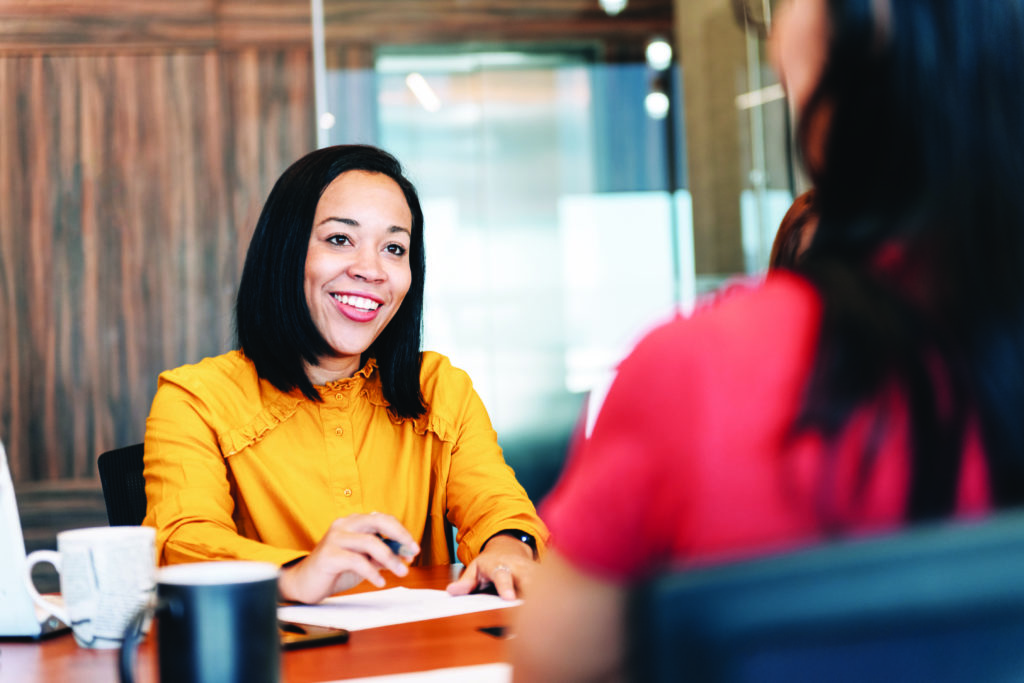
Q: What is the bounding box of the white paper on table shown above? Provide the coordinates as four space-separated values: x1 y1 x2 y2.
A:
277 587 519 632
319 663 511 683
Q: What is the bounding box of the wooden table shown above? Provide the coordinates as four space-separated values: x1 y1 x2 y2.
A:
0 565 517 682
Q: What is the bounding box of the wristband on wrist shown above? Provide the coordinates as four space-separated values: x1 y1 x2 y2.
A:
484 529 538 558
281 555 306 568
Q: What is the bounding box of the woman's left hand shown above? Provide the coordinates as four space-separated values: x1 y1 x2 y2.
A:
445 534 537 600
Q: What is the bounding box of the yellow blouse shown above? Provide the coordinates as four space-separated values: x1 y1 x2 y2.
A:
142 350 547 567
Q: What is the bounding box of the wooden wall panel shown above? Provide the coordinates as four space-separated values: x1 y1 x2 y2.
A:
0 48 314 483
0 1 221 52
0 0 672 52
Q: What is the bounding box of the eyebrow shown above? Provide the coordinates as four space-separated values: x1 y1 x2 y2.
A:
317 217 412 238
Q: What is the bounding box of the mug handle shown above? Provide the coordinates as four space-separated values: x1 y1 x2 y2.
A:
23 549 72 626
119 603 154 683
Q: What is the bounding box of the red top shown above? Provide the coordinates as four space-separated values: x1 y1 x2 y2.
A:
541 273 990 581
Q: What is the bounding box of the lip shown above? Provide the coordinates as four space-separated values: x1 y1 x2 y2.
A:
330 290 385 323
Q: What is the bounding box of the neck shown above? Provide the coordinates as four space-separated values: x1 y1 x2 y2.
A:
304 357 362 387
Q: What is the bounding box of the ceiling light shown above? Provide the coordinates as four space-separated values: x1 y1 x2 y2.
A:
405 73 441 113
599 0 628 16
645 39 673 71
318 112 336 130
645 91 670 119
734 83 786 110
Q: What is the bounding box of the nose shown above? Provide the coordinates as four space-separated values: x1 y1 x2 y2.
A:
346 244 386 283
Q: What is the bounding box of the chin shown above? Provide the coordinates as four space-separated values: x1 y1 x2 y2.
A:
326 337 376 358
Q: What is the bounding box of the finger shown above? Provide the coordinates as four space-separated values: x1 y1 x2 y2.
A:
445 562 480 595
335 532 411 578
300 548 386 600
346 514 421 558
489 564 518 601
331 552 387 590
514 564 534 596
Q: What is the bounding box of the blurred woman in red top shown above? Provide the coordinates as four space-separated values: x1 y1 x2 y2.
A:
513 0 1024 679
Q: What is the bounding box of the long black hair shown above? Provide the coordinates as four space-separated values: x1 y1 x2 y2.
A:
236 145 426 418
793 0 1024 521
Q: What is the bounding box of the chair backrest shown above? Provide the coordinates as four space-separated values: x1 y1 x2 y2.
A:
628 512 1024 683
96 443 147 526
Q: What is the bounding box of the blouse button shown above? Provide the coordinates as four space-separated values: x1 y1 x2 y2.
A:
343 488 353 497
335 427 343 436
335 393 343 400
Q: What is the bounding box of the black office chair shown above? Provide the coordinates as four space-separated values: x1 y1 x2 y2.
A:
628 511 1024 683
97 443 147 526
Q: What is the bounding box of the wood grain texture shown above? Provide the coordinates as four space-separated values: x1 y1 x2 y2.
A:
0 49 314 483
0 0 672 52
0 1 222 51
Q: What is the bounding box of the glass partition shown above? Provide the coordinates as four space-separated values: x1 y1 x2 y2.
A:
311 0 795 501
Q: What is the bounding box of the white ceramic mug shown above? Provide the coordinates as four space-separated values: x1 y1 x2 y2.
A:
24 525 156 649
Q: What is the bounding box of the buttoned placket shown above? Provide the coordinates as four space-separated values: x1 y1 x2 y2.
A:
321 385 362 512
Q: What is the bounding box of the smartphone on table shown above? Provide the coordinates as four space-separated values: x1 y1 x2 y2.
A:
279 620 350 650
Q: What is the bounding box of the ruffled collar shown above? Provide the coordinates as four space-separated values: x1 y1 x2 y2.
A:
316 358 390 410
219 358 386 456
316 357 378 391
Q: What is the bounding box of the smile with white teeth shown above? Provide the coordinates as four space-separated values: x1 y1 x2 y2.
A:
332 293 381 311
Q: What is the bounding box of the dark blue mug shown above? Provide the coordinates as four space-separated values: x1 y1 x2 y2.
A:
120 561 280 683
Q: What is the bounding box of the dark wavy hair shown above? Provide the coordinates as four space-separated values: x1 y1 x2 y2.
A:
793 0 1024 521
769 189 817 271
236 145 426 418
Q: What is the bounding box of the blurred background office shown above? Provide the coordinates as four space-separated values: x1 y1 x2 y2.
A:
0 0 800 558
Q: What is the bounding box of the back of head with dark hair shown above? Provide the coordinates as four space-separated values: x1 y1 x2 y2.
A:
794 0 1024 522
769 189 818 271
236 145 426 418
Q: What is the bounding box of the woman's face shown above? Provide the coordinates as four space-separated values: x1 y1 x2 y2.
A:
770 0 830 116
303 169 413 380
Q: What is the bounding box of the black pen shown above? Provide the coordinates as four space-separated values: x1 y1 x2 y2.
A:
376 533 417 557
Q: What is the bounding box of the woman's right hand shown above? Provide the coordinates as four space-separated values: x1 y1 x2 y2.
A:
277 512 420 604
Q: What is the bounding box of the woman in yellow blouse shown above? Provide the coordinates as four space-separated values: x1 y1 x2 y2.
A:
143 145 547 604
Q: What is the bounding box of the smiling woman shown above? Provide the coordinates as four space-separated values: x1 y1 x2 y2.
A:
142 145 547 605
